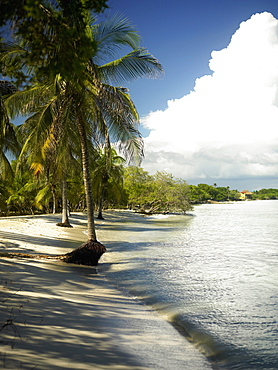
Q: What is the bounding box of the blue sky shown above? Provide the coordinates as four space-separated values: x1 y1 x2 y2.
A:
104 0 278 190
106 0 278 117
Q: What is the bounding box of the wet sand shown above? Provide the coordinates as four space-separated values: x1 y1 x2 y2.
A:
0 213 211 369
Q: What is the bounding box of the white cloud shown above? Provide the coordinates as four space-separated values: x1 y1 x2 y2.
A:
142 12 278 187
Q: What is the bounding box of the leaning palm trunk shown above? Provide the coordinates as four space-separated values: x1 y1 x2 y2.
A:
62 117 106 266
77 116 97 241
1 14 162 266
56 178 72 227
97 183 105 220
51 184 57 214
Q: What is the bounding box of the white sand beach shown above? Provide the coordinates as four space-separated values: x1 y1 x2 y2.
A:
0 213 211 369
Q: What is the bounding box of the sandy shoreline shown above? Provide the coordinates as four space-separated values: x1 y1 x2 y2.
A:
0 212 211 369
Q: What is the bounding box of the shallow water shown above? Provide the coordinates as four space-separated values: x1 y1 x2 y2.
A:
100 201 278 369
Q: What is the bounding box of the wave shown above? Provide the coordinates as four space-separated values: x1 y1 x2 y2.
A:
151 307 277 370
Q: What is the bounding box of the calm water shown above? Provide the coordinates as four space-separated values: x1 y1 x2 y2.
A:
100 201 278 369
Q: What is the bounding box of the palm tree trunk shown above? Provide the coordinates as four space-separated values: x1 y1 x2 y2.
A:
61 179 69 223
57 178 72 227
77 117 97 241
97 184 105 220
97 130 110 220
51 185 57 214
62 117 106 266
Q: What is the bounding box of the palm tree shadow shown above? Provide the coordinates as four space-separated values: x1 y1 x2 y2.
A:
0 229 78 255
0 260 147 369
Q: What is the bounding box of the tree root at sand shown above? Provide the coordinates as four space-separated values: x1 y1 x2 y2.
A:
0 241 106 266
56 222 73 228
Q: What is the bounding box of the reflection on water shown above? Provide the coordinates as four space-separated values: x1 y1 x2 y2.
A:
99 202 278 369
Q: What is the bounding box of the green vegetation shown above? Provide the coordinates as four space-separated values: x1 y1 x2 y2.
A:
0 0 163 265
252 188 278 200
123 167 193 214
0 2 277 265
3 157 278 218
188 184 241 203
0 162 192 215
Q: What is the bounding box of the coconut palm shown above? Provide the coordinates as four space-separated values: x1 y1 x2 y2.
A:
93 142 126 220
0 80 20 180
2 9 163 265
14 77 90 226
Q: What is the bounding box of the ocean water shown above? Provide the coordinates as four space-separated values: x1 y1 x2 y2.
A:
100 200 278 369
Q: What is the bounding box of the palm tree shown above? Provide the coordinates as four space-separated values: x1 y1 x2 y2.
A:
0 80 20 181
2 8 163 265
93 142 125 220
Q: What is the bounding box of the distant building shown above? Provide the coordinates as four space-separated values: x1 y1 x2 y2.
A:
239 190 253 200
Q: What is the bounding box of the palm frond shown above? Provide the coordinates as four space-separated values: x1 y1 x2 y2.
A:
93 85 144 165
5 84 55 118
0 150 14 181
93 14 140 63
0 81 17 96
0 41 34 82
1 122 21 156
18 100 56 165
35 184 51 205
98 48 164 85
30 161 44 177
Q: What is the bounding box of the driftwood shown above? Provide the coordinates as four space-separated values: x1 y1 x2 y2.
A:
0 241 106 267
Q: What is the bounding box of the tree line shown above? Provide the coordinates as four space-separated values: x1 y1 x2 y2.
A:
0 160 194 216
0 0 163 265
2 153 277 219
1 2 276 265
252 188 278 200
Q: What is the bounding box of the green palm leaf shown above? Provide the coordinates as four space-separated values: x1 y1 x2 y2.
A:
93 14 140 62
99 48 163 85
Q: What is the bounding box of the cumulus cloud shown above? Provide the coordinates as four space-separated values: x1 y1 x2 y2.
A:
142 12 278 188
